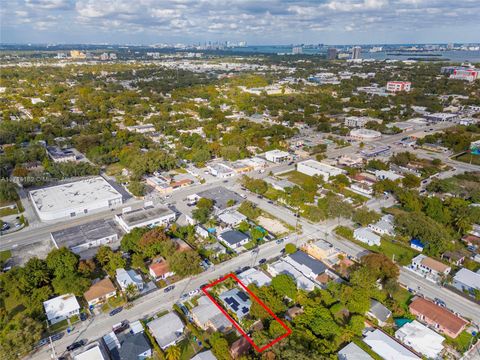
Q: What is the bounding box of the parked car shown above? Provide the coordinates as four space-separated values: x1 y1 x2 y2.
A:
188 289 199 297
109 307 123 316
1 223 10 231
67 340 85 352
164 285 175 293
259 258 267 264
113 320 129 334
50 332 64 342
79 312 87 321
276 238 284 244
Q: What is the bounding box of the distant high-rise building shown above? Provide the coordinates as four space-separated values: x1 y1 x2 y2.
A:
352 46 361 59
292 46 303 55
447 43 454 50
327 48 337 60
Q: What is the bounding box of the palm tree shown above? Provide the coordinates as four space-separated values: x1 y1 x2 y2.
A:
165 345 181 360
125 283 138 300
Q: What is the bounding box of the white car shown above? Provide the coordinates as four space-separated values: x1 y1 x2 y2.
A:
188 289 199 297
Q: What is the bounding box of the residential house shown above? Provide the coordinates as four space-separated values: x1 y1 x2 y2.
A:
219 288 252 320
410 255 451 282
190 296 231 332
267 260 318 291
350 182 374 196
368 215 395 236
462 234 480 249
147 312 184 350
367 299 392 326
410 238 425 252
109 332 153 360
302 239 337 261
375 170 404 181
218 211 247 227
116 268 144 292
203 241 227 257
84 278 117 307
338 342 374 360
264 177 295 192
230 337 251 359
409 297 468 338
364 329 420 360
395 320 444 359
43 294 80 325
74 346 106 360
195 225 210 239
284 251 328 280
354 227 381 247
148 258 174 281
441 250 467 266
191 350 217 360
285 306 304 321
114 206 176 233
218 230 249 250
237 268 272 287
297 159 345 181
452 268 480 296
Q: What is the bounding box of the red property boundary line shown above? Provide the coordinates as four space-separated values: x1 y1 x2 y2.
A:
201 272 292 352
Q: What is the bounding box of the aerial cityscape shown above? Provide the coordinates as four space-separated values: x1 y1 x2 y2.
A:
1 1 480 360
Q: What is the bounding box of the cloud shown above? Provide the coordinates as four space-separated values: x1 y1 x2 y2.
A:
1 0 479 44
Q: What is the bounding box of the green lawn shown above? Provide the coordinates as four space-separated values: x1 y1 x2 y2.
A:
455 153 480 166
47 319 69 334
0 250 12 263
0 206 18 217
376 239 417 265
100 295 126 312
280 171 314 187
445 331 476 353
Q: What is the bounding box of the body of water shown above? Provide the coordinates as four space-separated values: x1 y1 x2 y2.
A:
229 46 480 63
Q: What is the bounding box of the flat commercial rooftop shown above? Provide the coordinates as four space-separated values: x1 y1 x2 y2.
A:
51 219 119 248
117 206 175 227
29 177 122 213
197 186 243 210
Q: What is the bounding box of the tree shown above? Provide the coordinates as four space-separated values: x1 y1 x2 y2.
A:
361 253 399 282
0 180 19 202
285 243 297 254
78 259 96 277
125 283 138 299
165 345 181 360
131 253 146 273
352 208 381 226
238 201 261 219
402 174 421 189
52 272 90 295
0 314 44 360
169 251 202 277
128 181 145 196
192 207 211 224
271 274 297 299
209 333 232 360
120 227 149 253
46 247 79 278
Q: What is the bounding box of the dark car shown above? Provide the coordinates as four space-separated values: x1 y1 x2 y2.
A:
80 312 87 321
113 320 129 334
67 340 85 352
109 307 123 316
164 285 175 293
37 338 49 348
50 332 64 342
259 258 267 264
434 298 446 307
1 223 10 231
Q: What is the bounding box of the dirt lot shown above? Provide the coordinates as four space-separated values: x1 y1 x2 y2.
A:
257 215 289 236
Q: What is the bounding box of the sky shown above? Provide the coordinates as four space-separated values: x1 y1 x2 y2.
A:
1 0 479 45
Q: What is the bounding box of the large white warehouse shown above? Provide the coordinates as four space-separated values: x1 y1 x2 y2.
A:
29 177 123 221
297 159 345 181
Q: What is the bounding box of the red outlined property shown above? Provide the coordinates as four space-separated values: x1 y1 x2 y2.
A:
201 272 292 352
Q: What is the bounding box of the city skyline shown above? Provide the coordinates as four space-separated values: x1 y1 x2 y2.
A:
1 0 480 45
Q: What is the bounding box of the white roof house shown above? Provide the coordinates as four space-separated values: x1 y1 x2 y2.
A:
338 342 373 360
191 350 217 360
43 294 80 324
267 260 318 291
116 268 144 291
368 215 395 236
364 329 420 360
395 320 444 359
453 268 480 293
218 211 247 226
147 312 184 350
237 268 272 287
374 170 404 181
354 227 381 246
73 345 105 360
29 177 123 221
297 159 345 181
